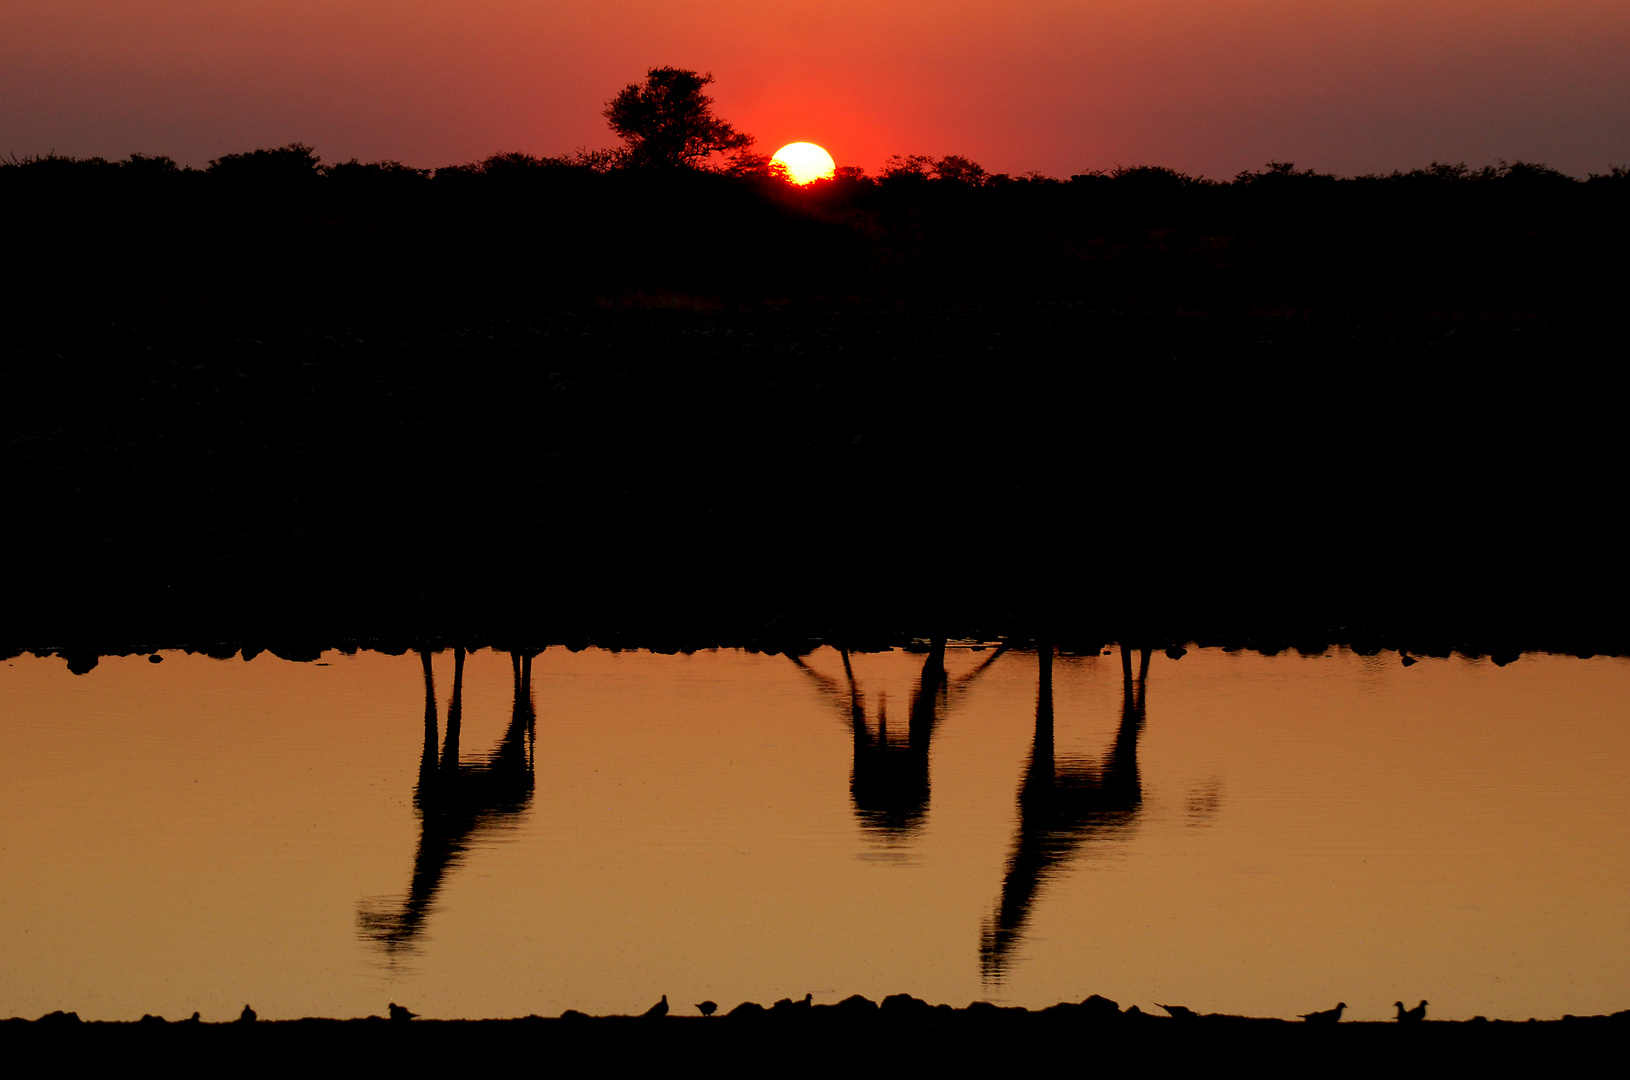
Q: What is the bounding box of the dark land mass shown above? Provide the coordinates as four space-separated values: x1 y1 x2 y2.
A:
4 155 1628 664
6 999 1629 1076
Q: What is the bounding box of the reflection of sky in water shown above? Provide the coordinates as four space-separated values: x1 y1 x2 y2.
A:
2 646 1628 1022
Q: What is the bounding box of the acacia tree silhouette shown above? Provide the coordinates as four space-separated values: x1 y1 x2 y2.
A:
604 67 754 170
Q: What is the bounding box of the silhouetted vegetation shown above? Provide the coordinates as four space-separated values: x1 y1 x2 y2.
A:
3 117 1629 659
3 143 1625 319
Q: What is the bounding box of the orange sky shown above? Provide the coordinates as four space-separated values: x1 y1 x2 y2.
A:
3 1 1627 176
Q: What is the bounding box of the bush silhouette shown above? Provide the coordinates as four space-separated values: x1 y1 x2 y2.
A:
207 142 322 184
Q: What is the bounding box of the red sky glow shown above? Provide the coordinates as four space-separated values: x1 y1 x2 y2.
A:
3 1 1626 176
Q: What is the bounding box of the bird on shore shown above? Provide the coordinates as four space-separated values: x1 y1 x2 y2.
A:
184 1012 201 1024
389 1003 417 1023
1395 1000 1427 1022
1155 1003 1198 1020
795 992 813 1009
695 1000 717 1017
1299 1002 1346 1024
643 994 669 1018
238 1005 257 1023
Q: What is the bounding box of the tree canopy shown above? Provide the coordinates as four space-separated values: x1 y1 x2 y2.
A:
603 67 753 170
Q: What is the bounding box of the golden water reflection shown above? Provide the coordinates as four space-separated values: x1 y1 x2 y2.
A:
2 645 1627 1021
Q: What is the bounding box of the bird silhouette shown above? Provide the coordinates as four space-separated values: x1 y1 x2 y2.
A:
1299 1002 1346 1024
795 992 813 1008
183 1012 201 1024
643 994 669 1018
695 1000 717 1017
389 1003 418 1022
238 1005 257 1023
1395 999 1427 1022
1155 1002 1198 1019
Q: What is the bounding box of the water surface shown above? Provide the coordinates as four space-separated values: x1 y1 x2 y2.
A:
3 644 1626 1021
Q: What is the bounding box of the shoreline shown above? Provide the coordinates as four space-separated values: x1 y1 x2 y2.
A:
8 638 1626 685
10 999 1629 1073
18 990 1630 1026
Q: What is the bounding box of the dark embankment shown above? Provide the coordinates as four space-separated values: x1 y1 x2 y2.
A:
4 153 1627 661
6 1002 1629 1076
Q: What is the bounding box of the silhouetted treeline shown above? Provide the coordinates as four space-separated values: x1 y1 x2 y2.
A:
4 147 1629 658
4 146 1627 318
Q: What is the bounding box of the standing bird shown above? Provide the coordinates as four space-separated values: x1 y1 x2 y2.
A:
1155 1003 1198 1020
643 994 669 1018
389 1003 418 1023
1395 1000 1427 1023
238 1005 257 1023
695 1000 717 1017
1299 1002 1346 1024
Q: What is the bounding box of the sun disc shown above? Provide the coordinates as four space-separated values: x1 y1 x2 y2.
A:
771 142 836 185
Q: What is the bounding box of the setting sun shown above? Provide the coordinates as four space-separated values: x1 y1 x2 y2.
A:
771 142 836 185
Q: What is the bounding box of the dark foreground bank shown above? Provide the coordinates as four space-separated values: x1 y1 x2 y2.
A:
7 157 1628 658
8 999 1628 1076
6 305 1629 664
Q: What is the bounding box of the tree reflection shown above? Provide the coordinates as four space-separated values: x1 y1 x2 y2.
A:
980 643 1149 982
791 641 1006 841
357 646 536 955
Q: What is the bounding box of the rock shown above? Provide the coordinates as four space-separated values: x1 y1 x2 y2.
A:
880 994 931 1016
1082 995 1121 1018
833 995 878 1015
